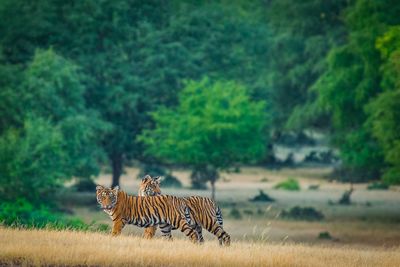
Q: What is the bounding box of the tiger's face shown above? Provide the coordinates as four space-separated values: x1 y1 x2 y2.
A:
96 185 119 210
139 175 161 196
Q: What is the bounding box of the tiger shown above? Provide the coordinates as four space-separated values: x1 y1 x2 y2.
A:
138 175 230 246
96 185 199 243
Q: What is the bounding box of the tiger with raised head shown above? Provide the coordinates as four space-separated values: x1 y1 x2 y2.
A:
96 185 199 243
139 175 230 246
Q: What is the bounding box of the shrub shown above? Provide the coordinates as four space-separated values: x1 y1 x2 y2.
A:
281 206 324 221
308 184 320 190
229 208 242 219
318 231 332 240
274 178 300 191
249 190 275 202
0 198 89 230
367 182 389 190
162 175 182 188
0 198 111 232
73 178 97 192
243 209 254 215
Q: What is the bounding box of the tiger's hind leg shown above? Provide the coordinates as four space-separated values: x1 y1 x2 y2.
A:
159 223 173 240
204 222 230 246
214 226 230 246
195 224 204 243
176 218 199 243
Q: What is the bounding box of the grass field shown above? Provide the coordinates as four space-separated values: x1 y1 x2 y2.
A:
1 227 400 267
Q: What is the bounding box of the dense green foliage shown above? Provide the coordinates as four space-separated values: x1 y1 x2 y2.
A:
139 78 267 197
1 0 400 226
0 198 110 231
266 0 348 129
311 1 399 181
367 26 400 184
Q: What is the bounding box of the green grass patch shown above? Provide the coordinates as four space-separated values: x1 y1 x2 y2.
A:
274 177 300 191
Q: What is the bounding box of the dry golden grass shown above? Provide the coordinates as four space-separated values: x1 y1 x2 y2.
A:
1 227 400 267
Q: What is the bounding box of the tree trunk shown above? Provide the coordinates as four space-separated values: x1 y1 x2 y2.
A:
111 154 123 187
210 179 216 201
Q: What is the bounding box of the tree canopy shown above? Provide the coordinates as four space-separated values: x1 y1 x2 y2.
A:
139 78 267 198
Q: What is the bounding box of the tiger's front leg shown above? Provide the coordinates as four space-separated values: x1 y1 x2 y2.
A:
143 226 157 239
111 220 125 236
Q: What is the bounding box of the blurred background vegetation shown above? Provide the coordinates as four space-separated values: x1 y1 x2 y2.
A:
0 0 400 232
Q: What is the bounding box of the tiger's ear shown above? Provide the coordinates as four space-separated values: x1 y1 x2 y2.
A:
153 176 162 184
96 185 104 191
113 185 120 192
142 174 151 182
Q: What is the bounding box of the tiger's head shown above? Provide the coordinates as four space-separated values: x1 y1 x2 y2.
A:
96 185 120 210
138 175 161 196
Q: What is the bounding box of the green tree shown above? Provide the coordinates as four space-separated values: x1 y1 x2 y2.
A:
265 0 348 130
367 26 400 184
312 0 400 181
139 78 267 199
0 118 66 203
20 49 107 179
0 49 106 200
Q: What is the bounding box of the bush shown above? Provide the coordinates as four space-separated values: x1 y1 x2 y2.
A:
367 182 389 190
281 206 324 221
162 175 182 188
243 209 254 215
73 178 97 192
249 190 275 202
0 198 110 232
229 208 242 219
308 184 320 190
274 178 300 191
190 180 208 190
0 198 89 230
318 231 332 240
